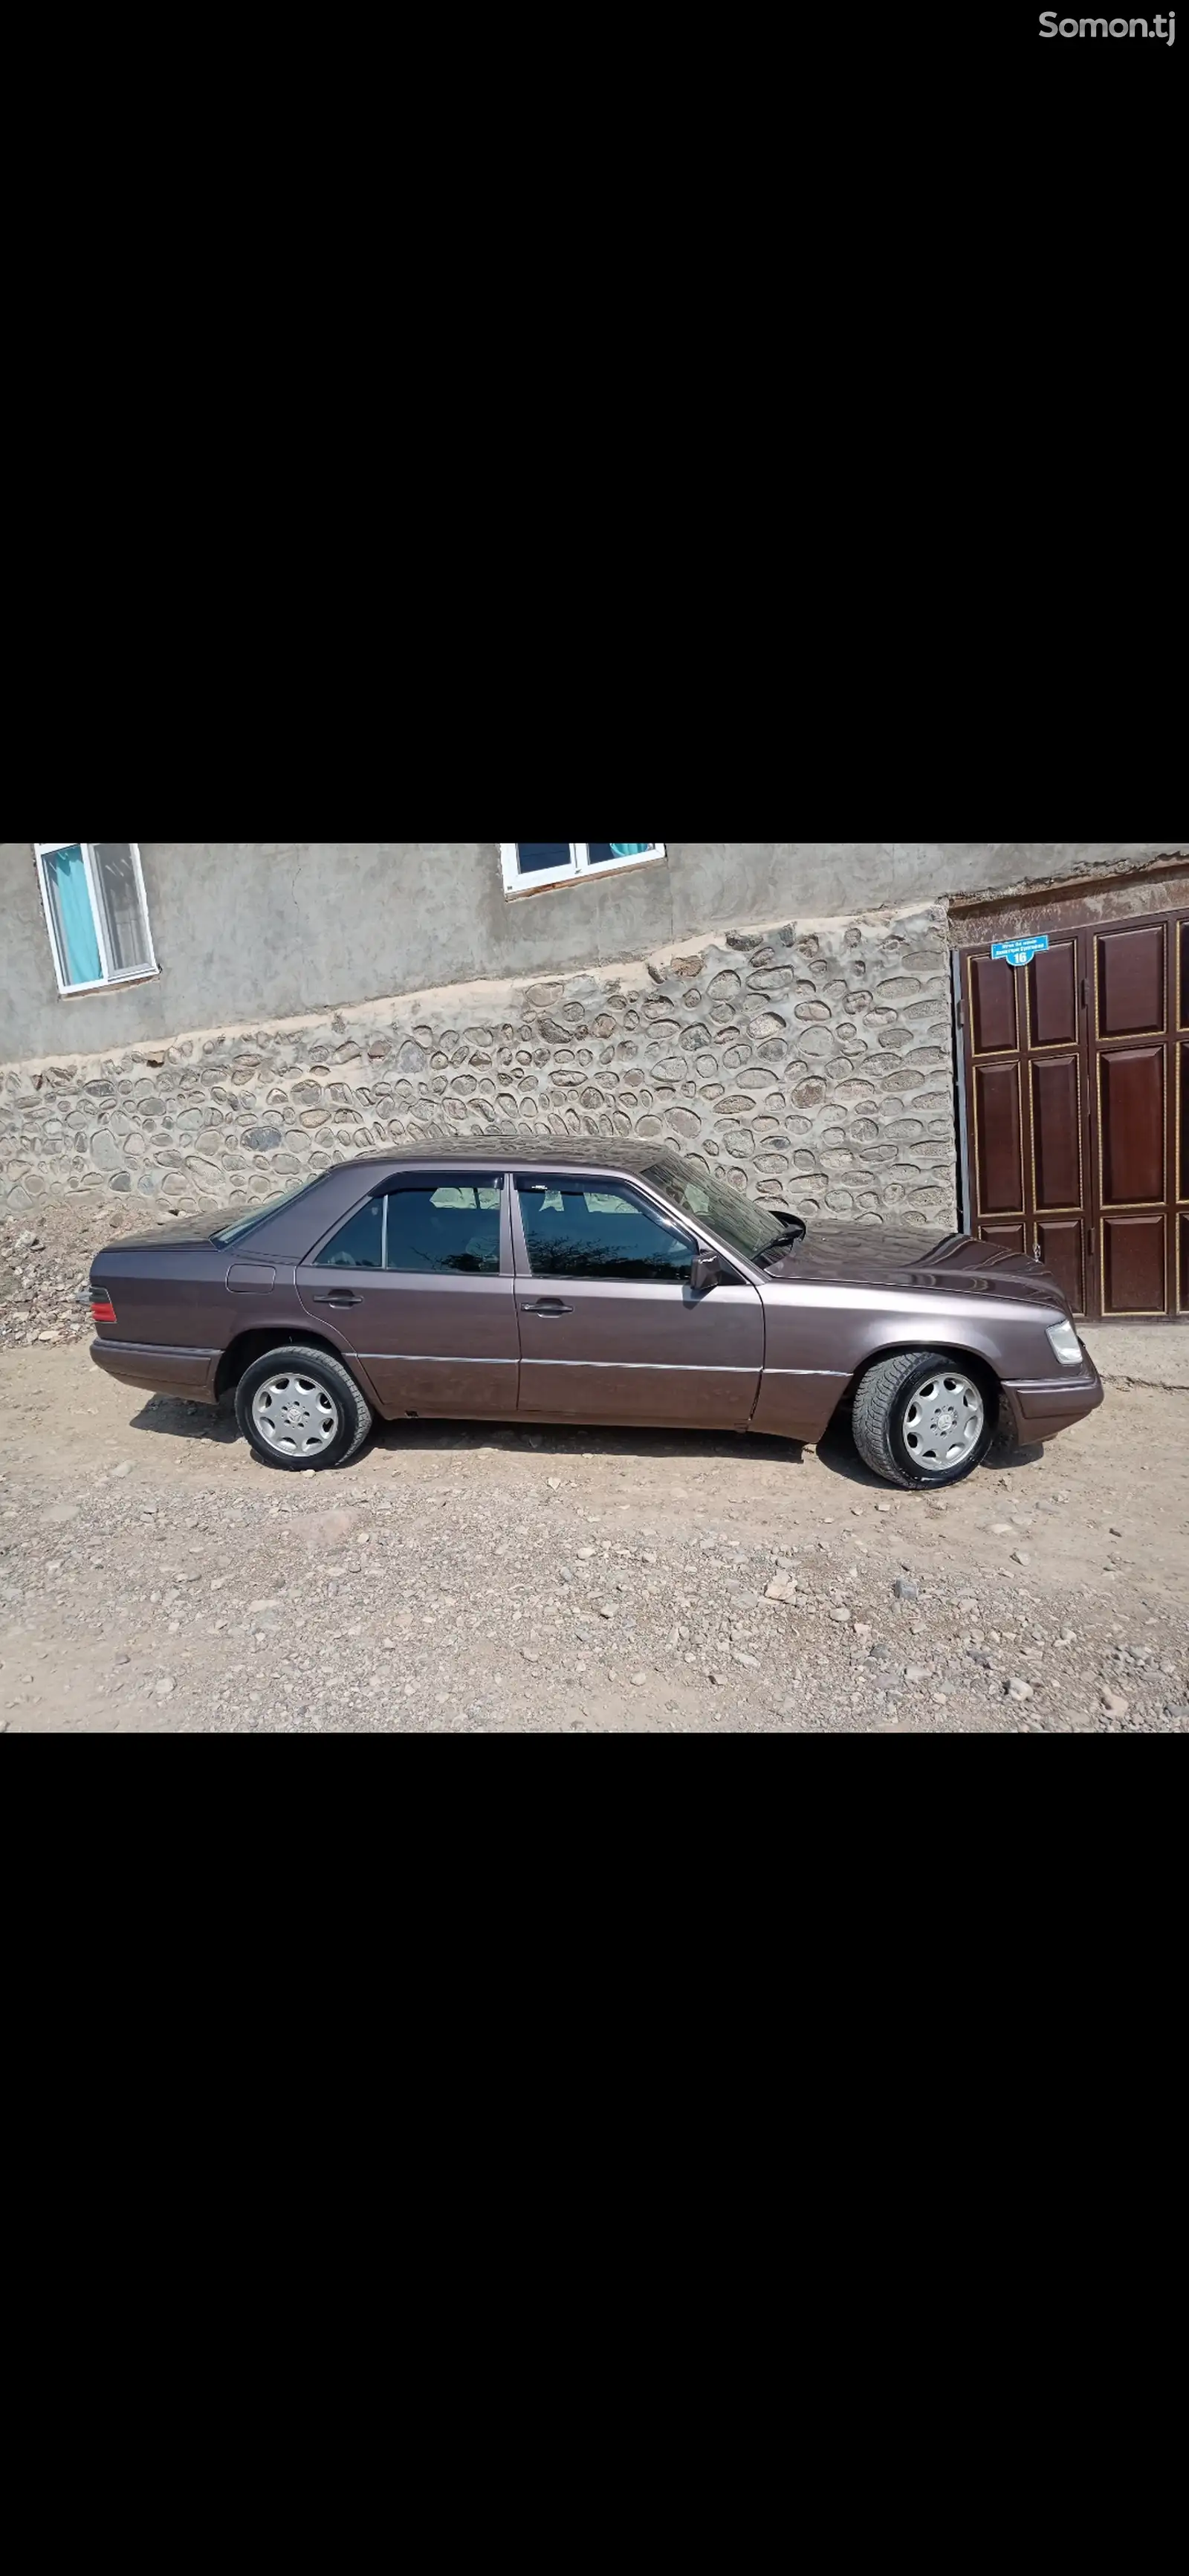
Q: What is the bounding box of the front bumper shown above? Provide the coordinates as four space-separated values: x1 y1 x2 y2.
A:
1002 1360 1104 1443
90 1339 219 1401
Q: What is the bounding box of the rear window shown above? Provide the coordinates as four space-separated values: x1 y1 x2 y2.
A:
314 1181 504 1275
213 1183 323 1246
387 1184 502 1275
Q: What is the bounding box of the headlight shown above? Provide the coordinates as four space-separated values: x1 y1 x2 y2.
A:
1046 1319 1083 1367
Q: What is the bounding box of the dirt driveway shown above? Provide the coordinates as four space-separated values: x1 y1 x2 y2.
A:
1 1340 1185 1734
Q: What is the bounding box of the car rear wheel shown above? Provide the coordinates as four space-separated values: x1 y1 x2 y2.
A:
235 1346 373 1472
852 1349 994 1490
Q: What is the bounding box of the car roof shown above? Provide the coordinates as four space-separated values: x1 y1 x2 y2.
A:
199 1138 698 1261
338 1135 679 1175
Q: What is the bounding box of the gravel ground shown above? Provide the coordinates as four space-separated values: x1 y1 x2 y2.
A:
0 1198 146 1352
1 1337 1187 1734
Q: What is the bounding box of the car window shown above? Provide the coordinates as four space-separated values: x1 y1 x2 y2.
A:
641 1155 801 1263
213 1181 324 1245
386 1184 502 1276
517 1181 694 1283
315 1196 386 1268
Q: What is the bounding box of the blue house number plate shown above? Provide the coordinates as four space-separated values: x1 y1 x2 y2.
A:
991 935 1049 967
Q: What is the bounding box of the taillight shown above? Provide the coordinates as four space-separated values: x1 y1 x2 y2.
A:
91 1295 117 1325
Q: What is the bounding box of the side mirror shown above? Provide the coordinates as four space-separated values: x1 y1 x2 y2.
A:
690 1246 720 1294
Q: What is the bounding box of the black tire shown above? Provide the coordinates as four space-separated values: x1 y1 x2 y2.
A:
852 1349 996 1490
985 1391 1024 1466
234 1344 373 1472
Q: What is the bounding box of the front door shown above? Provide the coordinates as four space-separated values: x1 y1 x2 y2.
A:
297 1173 519 1416
959 909 1189 1322
512 1175 764 1427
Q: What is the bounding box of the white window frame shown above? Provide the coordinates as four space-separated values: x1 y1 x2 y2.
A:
33 842 158 996
500 842 667 898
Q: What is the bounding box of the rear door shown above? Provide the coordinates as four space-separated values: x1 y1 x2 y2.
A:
297 1172 519 1418
512 1174 763 1427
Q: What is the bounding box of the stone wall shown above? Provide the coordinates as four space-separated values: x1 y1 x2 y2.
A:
0 902 958 1230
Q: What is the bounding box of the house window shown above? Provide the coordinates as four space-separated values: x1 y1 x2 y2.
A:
34 843 157 995
499 842 665 897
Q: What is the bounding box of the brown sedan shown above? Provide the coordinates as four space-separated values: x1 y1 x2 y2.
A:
88 1141 1104 1488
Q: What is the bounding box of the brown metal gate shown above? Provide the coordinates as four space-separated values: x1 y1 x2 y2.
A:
957 909 1188 1323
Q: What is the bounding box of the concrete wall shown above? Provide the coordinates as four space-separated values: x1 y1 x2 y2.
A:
4 841 1181 1065
0 904 960 1231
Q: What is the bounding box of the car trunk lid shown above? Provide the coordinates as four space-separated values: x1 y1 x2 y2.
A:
91 1211 245 1259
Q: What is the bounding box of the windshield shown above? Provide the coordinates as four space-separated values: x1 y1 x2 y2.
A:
211 1181 323 1246
641 1157 803 1265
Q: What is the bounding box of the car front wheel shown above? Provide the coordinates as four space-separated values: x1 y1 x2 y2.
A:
235 1345 373 1471
852 1349 994 1490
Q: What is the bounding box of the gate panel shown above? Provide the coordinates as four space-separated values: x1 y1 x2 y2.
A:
1179 1039 1189 1204
968 956 1018 1055
1031 1055 1082 1214
1027 939 1079 1048
1098 1048 1166 1208
1096 923 1167 1039
1179 939 1188 1309
1101 1214 1167 1316
1036 1219 1084 1315
973 1061 1024 1215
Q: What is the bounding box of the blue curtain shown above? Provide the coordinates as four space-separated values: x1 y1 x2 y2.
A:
45 846 102 985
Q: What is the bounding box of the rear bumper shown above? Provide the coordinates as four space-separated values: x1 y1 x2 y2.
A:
1002 1363 1104 1442
90 1340 219 1401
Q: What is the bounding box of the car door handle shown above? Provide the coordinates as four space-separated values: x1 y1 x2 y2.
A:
310 1290 364 1306
519 1300 574 1317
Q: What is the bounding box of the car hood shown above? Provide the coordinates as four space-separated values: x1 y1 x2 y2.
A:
762 1224 1062 1305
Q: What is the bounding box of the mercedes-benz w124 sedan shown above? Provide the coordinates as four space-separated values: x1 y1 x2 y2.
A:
88 1140 1104 1487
